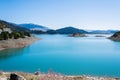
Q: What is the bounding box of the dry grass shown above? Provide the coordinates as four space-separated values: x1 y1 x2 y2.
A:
0 71 120 80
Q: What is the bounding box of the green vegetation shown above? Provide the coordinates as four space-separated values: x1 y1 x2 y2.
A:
24 32 31 37
0 31 31 40
0 31 9 40
0 21 31 40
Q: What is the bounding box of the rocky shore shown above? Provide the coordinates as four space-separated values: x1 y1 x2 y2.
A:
0 71 119 80
0 36 39 51
109 31 120 41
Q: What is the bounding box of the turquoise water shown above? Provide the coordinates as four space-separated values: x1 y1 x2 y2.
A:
0 34 120 77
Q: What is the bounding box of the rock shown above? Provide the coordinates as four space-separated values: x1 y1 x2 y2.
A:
69 33 87 37
9 73 26 80
95 35 105 37
0 71 3 75
109 31 120 41
34 71 41 75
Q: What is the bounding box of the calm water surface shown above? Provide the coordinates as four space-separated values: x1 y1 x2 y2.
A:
0 34 120 77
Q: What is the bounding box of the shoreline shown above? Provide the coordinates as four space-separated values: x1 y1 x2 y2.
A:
0 71 120 80
0 36 39 51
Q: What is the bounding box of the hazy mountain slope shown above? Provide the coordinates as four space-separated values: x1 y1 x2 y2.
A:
0 20 30 32
56 26 88 34
88 30 120 34
19 24 50 32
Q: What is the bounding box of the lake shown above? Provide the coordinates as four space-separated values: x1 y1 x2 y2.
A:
0 34 120 77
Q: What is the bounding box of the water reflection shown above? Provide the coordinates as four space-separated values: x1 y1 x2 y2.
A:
0 48 24 60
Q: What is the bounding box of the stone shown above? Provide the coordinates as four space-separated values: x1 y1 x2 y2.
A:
9 73 26 80
34 71 41 75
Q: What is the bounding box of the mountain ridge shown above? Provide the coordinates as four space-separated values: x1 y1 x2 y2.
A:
0 20 30 32
56 26 88 34
19 23 50 31
1 20 120 34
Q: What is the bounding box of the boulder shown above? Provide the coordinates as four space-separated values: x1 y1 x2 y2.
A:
9 73 26 80
34 71 41 75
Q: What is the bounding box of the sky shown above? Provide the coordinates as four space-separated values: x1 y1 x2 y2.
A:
0 0 120 30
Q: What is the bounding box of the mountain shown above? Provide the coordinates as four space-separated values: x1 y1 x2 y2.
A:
56 26 88 34
88 30 120 34
19 24 50 32
0 20 30 32
46 30 58 34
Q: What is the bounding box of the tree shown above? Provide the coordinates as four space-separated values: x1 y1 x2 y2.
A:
0 31 9 40
12 32 21 39
9 33 13 39
24 32 31 37
0 31 31 40
19 32 25 38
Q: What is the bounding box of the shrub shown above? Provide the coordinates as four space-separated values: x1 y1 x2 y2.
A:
0 31 31 40
0 34 3 40
9 33 13 39
0 31 9 40
12 32 21 39
24 32 31 37
20 32 25 38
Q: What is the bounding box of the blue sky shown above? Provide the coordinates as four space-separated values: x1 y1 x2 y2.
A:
0 0 120 30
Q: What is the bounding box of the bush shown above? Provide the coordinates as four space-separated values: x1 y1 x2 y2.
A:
19 32 25 38
9 33 13 39
12 32 21 39
0 34 3 40
24 32 31 37
0 31 9 40
0 31 31 40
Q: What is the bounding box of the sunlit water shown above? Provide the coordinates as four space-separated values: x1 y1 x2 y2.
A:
0 34 120 77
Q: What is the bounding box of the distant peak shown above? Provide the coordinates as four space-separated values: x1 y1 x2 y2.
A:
64 26 76 28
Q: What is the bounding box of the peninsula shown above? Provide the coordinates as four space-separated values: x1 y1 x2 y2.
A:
0 20 38 51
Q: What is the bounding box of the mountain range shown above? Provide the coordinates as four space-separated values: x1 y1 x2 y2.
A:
0 20 119 34
19 24 88 34
56 27 88 34
19 24 50 32
88 30 120 34
19 23 119 34
0 20 30 32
